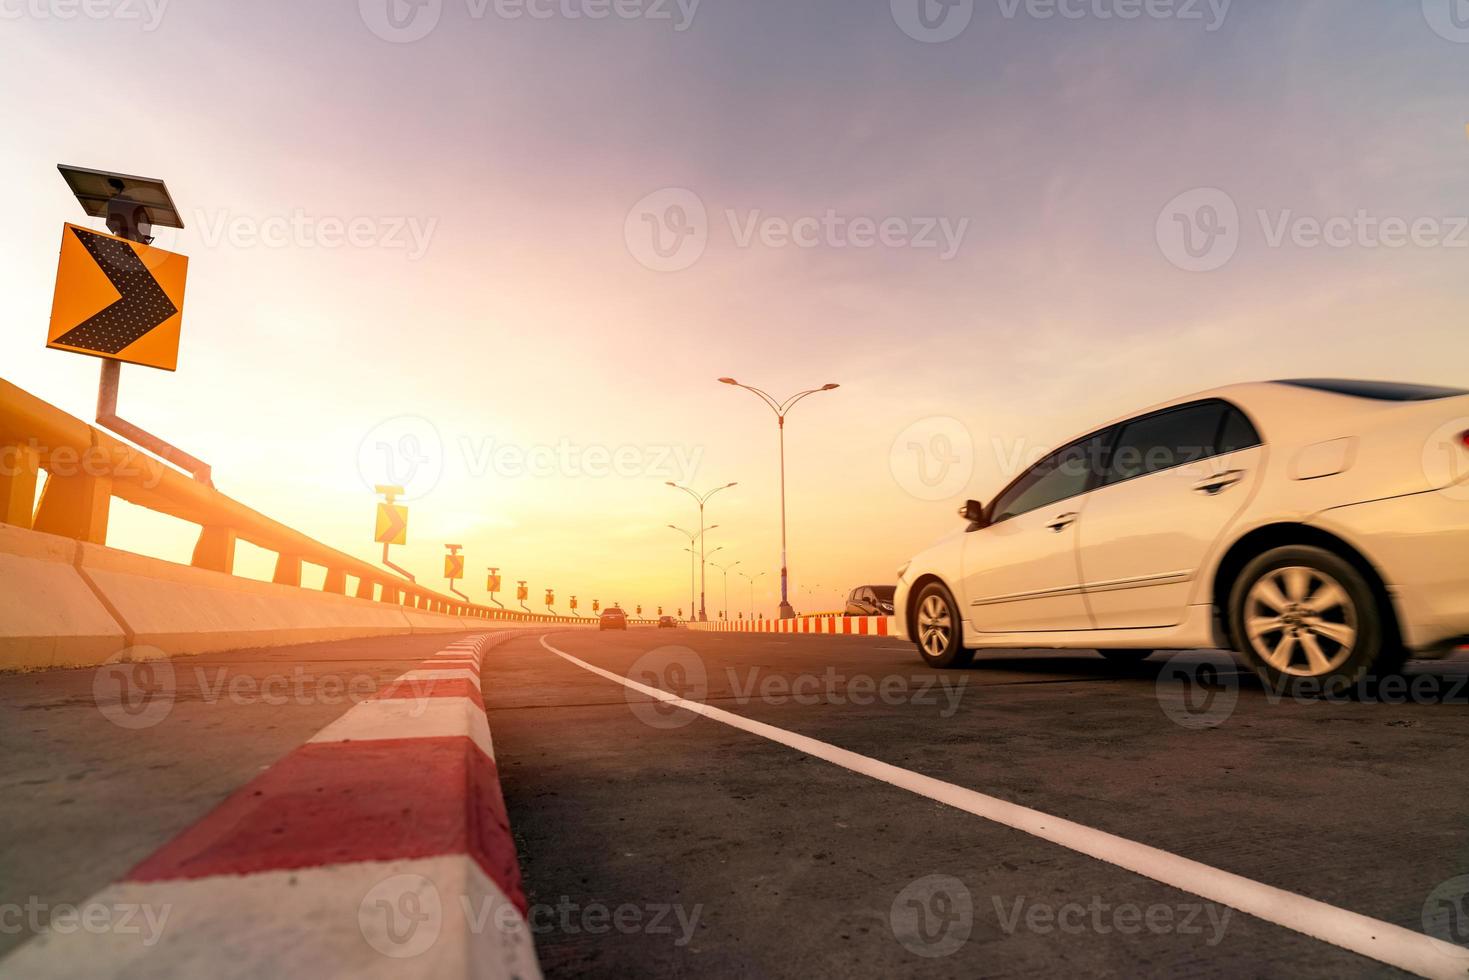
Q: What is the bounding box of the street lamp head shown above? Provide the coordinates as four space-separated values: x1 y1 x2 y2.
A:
718 377 738 385
821 383 840 391
724 481 739 488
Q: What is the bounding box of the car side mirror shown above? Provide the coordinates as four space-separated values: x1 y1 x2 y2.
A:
959 499 987 529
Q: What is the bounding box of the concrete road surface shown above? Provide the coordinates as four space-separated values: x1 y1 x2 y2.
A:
5 628 1469 976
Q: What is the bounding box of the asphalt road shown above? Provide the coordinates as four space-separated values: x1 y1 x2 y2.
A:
4 629 1469 977
487 629 1469 978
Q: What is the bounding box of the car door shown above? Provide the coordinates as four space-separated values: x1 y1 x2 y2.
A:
1076 400 1265 629
961 433 1108 633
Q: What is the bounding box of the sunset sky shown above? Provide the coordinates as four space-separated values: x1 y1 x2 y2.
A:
2 0 1467 616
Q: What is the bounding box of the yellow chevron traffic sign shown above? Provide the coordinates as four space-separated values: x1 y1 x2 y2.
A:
375 503 408 545
47 223 189 371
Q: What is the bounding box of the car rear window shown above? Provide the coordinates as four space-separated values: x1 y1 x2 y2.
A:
1278 379 1468 401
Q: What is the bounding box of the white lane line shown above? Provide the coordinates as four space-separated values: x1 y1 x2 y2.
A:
538 634 1466 979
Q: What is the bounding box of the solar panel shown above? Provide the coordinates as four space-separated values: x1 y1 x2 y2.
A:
56 164 185 230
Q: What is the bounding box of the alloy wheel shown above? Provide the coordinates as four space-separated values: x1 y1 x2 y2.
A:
1243 566 1358 677
918 594 952 658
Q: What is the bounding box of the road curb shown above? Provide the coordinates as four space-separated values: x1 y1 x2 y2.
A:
0 631 544 980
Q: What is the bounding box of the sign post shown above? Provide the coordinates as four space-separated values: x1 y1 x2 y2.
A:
374 485 414 582
516 581 529 613
51 166 212 485
486 567 504 608
444 544 468 602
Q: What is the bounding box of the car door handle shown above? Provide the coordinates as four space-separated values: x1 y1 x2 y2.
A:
1192 470 1245 495
1046 512 1079 532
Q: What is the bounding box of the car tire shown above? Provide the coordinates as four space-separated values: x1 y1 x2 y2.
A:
912 582 973 669
1228 545 1403 695
1098 649 1154 664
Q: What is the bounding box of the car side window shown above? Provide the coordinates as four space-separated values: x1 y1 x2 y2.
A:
1218 405 1262 454
1105 402 1227 485
990 435 1106 524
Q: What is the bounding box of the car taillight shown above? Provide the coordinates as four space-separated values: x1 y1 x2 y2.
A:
1461 430 1469 450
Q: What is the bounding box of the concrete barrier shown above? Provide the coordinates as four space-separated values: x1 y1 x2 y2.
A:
690 615 896 637
0 523 561 670
0 523 126 670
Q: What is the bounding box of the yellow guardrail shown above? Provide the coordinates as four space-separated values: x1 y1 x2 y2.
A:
0 376 583 623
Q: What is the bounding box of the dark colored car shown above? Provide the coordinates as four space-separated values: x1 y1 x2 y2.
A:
599 607 628 630
658 615 678 629
845 585 896 617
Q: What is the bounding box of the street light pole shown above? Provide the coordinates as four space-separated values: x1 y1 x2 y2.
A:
681 547 695 616
666 482 736 622
739 569 766 621
718 379 839 620
670 524 716 620
711 558 739 620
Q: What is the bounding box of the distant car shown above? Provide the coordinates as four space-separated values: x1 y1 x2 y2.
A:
845 585 896 617
658 615 678 629
599 607 628 631
895 380 1469 693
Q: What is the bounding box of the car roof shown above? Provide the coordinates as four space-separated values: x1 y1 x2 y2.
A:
1016 378 1468 482
1065 379 1455 447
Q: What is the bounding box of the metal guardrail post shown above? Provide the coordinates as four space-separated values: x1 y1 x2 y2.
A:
323 569 347 595
355 578 376 600
32 467 110 544
0 442 39 528
191 525 236 574
273 555 303 588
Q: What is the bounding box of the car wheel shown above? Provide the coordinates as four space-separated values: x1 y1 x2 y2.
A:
1228 545 1402 694
913 582 973 669
1098 649 1153 664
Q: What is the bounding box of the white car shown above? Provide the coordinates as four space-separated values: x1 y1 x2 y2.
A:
894 380 1469 691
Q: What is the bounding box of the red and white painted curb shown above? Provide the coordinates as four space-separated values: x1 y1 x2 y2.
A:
1 633 540 980
690 615 895 637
